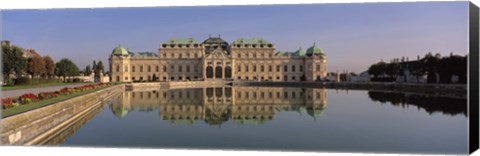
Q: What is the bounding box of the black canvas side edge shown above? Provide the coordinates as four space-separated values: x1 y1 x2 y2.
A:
469 1 479 154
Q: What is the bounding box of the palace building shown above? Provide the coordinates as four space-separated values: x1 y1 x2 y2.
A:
109 36 327 82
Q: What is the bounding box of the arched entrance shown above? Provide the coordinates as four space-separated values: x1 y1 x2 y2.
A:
215 66 222 79
206 66 214 78
224 66 232 78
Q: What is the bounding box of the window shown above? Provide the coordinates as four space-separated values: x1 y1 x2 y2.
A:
186 65 190 72
124 65 128 72
179 65 183 72
116 65 120 72
125 77 128 80
171 53 174 58
253 65 257 72
317 65 321 71
140 66 143 72
132 77 135 80
186 53 190 58
237 65 241 72
300 65 303 72
284 65 288 72
253 53 257 58
132 66 135 72
156 66 159 72
268 65 272 72
246 65 249 72
292 65 295 72
194 66 198 72
237 54 241 58
292 76 296 80
194 53 198 58
163 65 167 72
148 65 151 72
277 65 280 72
261 65 264 72
179 53 183 58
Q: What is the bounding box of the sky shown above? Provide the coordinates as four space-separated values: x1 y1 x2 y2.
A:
1 2 469 73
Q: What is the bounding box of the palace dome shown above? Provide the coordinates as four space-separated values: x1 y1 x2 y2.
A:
202 36 229 46
295 47 306 57
306 43 324 56
112 45 129 56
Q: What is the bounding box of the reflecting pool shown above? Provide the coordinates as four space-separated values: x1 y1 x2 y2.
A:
54 86 468 154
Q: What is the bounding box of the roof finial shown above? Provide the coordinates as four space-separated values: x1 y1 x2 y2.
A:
209 34 211 38
218 34 221 38
313 42 316 46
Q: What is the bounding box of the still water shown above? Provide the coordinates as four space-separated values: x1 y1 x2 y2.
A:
55 86 468 154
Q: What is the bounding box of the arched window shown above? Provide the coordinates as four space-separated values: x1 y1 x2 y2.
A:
225 66 232 78
206 66 214 78
215 66 222 78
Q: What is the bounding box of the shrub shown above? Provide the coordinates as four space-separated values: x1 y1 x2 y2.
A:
14 77 30 85
5 79 15 86
72 78 82 83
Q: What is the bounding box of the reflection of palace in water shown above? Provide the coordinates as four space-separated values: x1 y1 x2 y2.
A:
110 87 328 125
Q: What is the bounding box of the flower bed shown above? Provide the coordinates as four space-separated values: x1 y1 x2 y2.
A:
1 82 113 110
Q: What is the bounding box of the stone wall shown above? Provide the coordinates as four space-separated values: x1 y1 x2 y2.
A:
1 84 124 145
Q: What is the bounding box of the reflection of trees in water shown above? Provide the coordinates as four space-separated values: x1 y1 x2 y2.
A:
368 91 467 116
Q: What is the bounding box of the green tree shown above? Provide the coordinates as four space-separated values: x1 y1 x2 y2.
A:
85 65 91 76
368 61 387 78
43 56 56 79
2 43 27 80
97 61 105 75
27 55 46 78
55 58 80 82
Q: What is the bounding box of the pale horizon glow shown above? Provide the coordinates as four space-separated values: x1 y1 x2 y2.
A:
2 2 469 73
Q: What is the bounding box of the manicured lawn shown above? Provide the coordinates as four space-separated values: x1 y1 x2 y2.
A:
1 85 114 118
2 82 89 91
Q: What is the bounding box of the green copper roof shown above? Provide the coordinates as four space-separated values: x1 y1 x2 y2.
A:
165 38 199 44
275 51 286 56
233 38 271 45
112 45 129 56
113 108 129 119
294 47 306 57
166 119 196 125
234 118 270 125
306 43 324 56
131 52 159 58
306 107 324 120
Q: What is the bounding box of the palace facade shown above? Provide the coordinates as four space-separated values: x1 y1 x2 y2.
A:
109 36 327 82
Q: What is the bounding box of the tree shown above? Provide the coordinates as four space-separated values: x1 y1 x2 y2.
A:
27 55 46 78
55 58 80 82
2 43 27 80
43 56 55 79
85 65 91 76
97 61 105 75
368 61 387 78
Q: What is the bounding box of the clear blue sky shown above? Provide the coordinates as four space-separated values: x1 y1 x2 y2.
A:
2 2 469 73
